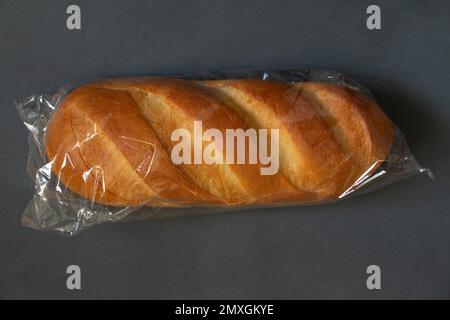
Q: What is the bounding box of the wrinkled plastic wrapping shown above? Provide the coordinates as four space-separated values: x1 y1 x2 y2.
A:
17 70 431 235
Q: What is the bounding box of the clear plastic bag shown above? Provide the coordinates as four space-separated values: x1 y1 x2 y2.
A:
16 70 432 236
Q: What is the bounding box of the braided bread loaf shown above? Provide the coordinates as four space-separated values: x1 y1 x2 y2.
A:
45 78 393 207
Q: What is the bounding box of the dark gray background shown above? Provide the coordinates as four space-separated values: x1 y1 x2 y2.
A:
0 0 449 299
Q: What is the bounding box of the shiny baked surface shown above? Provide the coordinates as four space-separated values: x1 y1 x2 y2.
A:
45 78 393 207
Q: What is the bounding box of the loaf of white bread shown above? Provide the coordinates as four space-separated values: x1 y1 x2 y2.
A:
45 78 393 207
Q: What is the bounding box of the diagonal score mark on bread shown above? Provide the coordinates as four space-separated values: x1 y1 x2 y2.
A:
68 94 156 203
296 82 393 180
47 85 218 207
45 78 393 207
46 98 130 206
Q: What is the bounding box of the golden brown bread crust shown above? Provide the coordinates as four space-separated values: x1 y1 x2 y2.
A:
204 80 357 198
45 78 393 207
46 85 217 207
297 82 393 178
